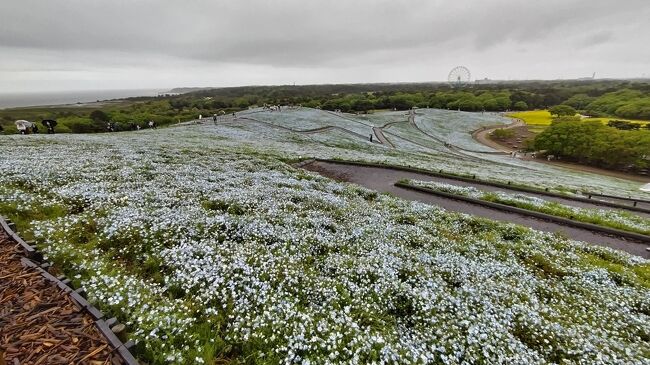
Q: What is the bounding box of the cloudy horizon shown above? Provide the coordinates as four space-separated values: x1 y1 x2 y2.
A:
1 0 649 93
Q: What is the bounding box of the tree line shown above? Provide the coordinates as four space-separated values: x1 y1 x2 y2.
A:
2 79 650 133
532 118 650 172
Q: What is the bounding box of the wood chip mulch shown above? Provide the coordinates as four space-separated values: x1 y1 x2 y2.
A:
0 232 123 365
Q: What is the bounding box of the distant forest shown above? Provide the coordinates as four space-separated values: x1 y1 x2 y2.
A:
177 80 650 119
1 79 650 134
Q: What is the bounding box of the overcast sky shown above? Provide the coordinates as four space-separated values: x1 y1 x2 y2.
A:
1 0 649 92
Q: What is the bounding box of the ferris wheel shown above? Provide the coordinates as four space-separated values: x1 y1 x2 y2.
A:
448 66 471 87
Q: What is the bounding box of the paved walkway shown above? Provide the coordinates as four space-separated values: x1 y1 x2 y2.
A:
301 160 650 258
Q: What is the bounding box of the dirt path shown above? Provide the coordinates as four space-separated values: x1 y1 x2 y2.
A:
472 118 650 183
406 111 485 162
472 119 525 153
0 231 124 364
234 116 379 144
301 160 650 258
372 127 394 148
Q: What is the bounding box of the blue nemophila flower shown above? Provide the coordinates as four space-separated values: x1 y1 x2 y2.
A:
1 120 648 364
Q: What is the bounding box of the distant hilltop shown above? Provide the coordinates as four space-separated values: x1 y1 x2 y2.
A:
167 78 650 94
167 87 216 94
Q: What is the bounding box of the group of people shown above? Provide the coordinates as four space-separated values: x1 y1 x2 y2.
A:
106 120 157 132
262 104 302 112
13 120 56 135
18 123 36 134
8 118 161 134
509 151 550 160
207 112 236 124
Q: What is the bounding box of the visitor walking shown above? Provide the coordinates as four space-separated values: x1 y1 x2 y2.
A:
369 133 373 142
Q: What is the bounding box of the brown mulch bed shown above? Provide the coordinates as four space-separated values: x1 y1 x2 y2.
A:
0 232 122 365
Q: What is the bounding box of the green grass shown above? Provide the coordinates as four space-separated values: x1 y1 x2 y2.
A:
508 110 554 126
508 110 649 130
0 98 209 134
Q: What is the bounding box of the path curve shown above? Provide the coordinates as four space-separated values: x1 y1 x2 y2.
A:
472 118 650 183
407 111 485 163
407 112 537 170
472 119 525 153
300 160 650 258
235 116 381 145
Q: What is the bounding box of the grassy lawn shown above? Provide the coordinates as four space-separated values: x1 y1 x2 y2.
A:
508 110 553 126
508 110 649 131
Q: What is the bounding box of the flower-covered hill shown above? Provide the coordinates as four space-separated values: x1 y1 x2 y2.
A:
0 130 648 364
229 108 650 199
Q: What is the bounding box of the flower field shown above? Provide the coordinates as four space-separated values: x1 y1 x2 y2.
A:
241 109 650 198
405 180 650 236
1 125 649 364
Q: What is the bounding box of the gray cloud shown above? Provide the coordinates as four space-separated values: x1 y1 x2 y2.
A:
0 0 649 91
577 31 614 48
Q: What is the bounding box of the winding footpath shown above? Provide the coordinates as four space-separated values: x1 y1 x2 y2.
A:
301 160 650 258
372 127 394 148
234 116 382 145
472 118 526 153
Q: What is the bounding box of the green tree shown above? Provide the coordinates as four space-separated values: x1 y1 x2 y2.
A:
89 110 108 122
490 128 515 140
513 101 528 110
533 120 650 171
563 94 594 110
549 105 577 117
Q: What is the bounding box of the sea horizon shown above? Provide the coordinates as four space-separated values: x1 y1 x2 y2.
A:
0 88 167 109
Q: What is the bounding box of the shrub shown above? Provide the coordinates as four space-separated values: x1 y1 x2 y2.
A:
490 128 515 140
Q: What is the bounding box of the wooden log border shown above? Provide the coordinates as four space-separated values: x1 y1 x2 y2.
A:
0 216 139 365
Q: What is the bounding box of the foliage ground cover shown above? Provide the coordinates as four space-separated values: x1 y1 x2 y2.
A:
508 110 649 128
405 180 650 236
1 124 650 364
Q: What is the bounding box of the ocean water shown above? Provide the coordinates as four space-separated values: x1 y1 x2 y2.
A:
0 89 166 109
